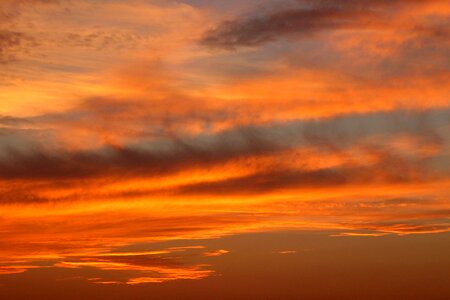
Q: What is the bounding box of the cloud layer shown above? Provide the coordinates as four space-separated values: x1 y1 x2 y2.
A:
0 0 449 290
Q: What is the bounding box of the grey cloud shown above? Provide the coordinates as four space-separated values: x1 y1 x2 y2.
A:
0 107 448 186
200 0 441 49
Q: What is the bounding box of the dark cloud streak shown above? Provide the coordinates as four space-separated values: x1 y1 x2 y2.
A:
200 0 444 49
0 108 448 192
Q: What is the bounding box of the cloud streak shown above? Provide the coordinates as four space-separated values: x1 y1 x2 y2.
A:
201 0 448 49
0 107 448 183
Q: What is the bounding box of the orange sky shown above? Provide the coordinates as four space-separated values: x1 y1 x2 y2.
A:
0 0 449 299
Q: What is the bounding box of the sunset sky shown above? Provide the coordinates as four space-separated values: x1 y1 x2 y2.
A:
0 0 449 299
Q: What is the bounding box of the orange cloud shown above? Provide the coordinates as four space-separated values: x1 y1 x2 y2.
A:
0 0 449 291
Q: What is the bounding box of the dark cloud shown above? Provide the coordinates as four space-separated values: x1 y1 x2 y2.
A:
201 8 362 49
0 126 281 180
0 105 448 206
177 168 347 195
0 188 50 204
200 0 441 49
174 151 435 196
0 107 448 184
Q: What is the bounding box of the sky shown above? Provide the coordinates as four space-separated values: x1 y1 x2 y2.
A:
0 0 449 299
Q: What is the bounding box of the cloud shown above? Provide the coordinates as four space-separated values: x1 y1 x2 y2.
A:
0 31 32 64
0 115 28 126
330 232 390 237
0 0 449 291
0 0 59 25
0 105 447 209
174 160 431 196
350 222 450 235
0 107 448 184
203 249 229 257
200 0 446 49
276 250 297 254
2 244 216 284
